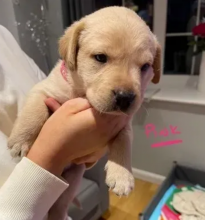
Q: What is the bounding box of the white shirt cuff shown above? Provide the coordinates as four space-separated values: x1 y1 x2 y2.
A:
0 157 68 220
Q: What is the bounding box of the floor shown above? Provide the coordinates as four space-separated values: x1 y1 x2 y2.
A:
102 179 158 220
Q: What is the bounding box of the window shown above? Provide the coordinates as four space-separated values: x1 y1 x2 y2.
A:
124 0 154 30
124 0 205 76
164 0 204 75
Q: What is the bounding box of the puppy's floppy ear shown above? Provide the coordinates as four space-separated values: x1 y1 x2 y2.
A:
59 20 85 71
152 41 161 84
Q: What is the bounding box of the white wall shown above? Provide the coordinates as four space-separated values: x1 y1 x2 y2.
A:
132 100 205 176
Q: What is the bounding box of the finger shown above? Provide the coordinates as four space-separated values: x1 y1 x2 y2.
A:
45 98 61 112
63 98 91 114
73 147 107 164
95 111 128 132
95 113 128 139
76 108 128 140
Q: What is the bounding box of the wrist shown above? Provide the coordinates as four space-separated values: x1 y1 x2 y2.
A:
27 144 67 177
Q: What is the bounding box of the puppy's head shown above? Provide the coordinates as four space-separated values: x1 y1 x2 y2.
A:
59 7 161 114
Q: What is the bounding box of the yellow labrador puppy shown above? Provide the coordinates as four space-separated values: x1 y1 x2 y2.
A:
8 6 160 201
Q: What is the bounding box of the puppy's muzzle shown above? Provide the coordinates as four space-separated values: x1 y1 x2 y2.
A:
113 90 136 112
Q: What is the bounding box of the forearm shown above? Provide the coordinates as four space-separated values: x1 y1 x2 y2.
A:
0 157 68 220
27 139 70 177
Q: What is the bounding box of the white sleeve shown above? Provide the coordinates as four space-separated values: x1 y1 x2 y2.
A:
0 157 68 220
0 25 46 83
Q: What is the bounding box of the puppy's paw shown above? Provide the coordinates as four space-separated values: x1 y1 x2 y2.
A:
105 161 135 196
8 137 30 159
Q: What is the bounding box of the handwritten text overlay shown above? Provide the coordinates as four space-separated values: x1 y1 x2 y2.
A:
145 124 182 148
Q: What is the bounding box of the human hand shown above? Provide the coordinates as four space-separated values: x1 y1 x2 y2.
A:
27 98 128 176
45 98 108 166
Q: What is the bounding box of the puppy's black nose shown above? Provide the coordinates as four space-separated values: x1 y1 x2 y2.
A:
113 90 136 112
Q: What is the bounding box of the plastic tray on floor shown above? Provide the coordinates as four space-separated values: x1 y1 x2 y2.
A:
139 162 205 220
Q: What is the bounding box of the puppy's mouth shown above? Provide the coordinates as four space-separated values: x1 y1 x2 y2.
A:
86 90 136 115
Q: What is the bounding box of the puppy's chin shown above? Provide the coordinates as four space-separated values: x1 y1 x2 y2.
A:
86 90 139 116
86 97 133 116
87 97 116 114
86 89 112 113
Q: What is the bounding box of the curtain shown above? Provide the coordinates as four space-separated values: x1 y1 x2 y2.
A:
67 0 122 24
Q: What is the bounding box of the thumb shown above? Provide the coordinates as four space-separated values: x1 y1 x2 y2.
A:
45 98 61 112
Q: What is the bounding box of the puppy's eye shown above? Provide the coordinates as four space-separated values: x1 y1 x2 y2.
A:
141 63 150 72
94 54 107 63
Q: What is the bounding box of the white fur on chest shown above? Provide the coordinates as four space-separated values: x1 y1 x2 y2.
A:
32 61 80 105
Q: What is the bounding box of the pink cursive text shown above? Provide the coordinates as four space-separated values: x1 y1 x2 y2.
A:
145 124 182 148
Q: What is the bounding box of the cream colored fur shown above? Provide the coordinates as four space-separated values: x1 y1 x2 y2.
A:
8 6 160 219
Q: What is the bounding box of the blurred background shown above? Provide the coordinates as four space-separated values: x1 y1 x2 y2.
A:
1 0 204 76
